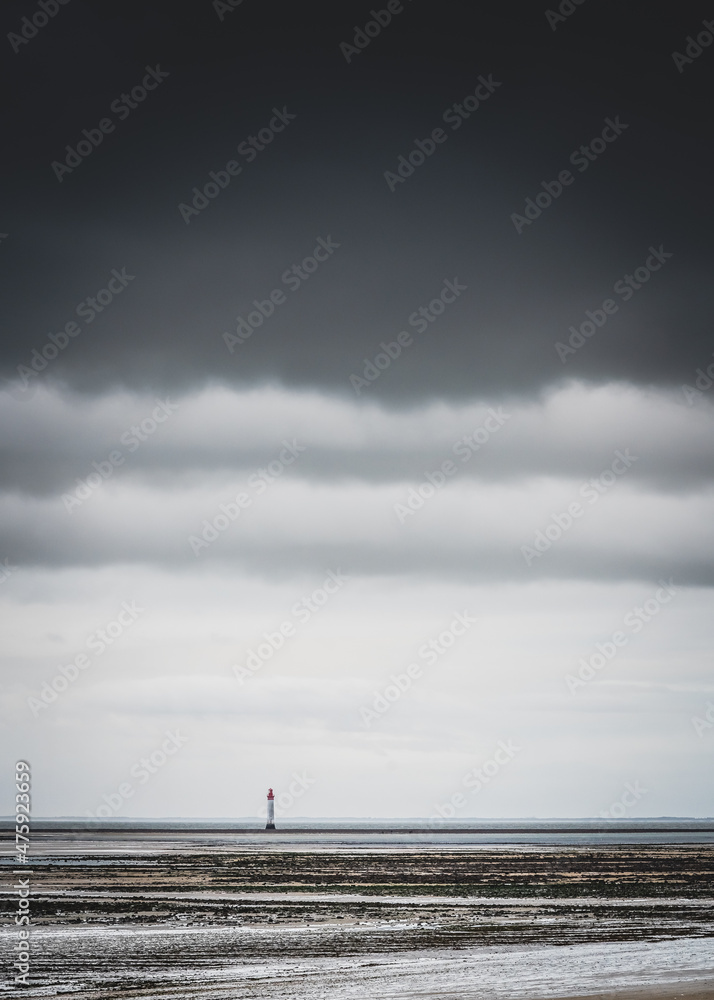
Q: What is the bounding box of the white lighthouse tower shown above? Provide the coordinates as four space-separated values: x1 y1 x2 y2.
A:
266 787 275 830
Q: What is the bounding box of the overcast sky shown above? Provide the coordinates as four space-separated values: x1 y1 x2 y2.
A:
2 0 713 820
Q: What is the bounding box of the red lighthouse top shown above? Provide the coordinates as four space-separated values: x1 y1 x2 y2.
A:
267 788 274 799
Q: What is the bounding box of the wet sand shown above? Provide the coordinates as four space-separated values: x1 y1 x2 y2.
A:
2 830 712 999
547 990 714 1000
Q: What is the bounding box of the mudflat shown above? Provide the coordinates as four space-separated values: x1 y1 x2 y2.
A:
546 989 714 1000
4 831 713 998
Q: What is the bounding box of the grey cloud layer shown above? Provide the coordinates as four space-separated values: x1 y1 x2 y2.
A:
1 382 712 585
1 382 713 495
2 474 712 584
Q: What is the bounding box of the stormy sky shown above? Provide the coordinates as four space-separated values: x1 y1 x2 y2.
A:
2 0 713 820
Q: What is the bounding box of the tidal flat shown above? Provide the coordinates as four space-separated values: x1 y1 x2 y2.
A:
3 828 714 999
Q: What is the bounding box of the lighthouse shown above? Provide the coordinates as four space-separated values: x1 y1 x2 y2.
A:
266 788 275 830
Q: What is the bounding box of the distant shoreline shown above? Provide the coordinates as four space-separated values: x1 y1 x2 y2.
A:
4 821 714 834
5 819 714 842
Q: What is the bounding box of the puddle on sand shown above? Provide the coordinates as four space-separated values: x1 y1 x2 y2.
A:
15 931 714 1000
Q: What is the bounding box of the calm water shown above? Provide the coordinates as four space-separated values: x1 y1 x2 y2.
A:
3 817 712 853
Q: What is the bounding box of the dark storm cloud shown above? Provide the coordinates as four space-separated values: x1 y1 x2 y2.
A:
1 0 713 403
